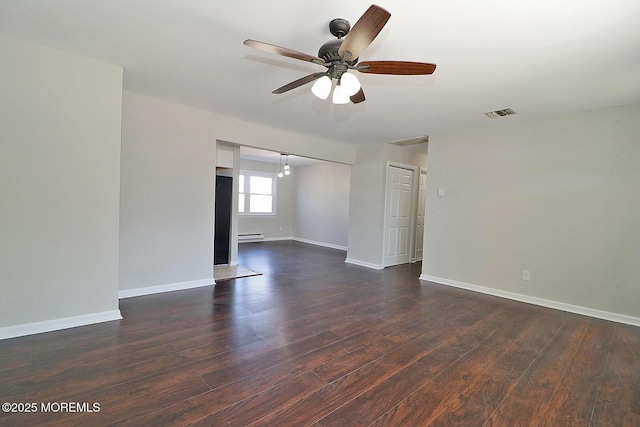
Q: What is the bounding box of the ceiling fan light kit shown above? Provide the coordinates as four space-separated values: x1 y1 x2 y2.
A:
311 75 332 99
244 4 436 105
332 82 351 104
339 72 361 96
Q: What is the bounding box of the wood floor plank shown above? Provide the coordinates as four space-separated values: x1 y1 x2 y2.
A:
200 330 341 389
427 314 566 426
7 342 217 401
0 352 31 372
258 329 385 386
317 306 513 426
312 299 497 384
367 311 565 426
247 354 406 426
0 241 637 426
52 376 210 426
537 319 615 426
483 318 587 426
120 373 274 426
591 324 640 426
190 372 327 426
312 331 420 384
252 307 515 426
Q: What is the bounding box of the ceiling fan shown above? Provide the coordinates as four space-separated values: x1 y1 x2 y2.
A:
243 4 436 104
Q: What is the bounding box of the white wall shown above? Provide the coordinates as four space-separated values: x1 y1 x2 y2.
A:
346 144 428 268
0 36 123 336
293 162 351 249
421 103 640 321
346 144 387 267
237 159 294 240
119 92 217 293
235 159 351 249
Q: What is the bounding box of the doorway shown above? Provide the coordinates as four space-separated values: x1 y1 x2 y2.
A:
214 175 233 265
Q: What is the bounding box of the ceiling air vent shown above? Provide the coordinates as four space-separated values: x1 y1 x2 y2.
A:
389 135 429 147
485 108 517 118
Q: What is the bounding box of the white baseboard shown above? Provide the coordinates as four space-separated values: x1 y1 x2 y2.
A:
345 258 385 270
420 274 640 328
245 236 347 252
292 237 347 251
0 310 123 340
119 278 215 299
262 236 293 242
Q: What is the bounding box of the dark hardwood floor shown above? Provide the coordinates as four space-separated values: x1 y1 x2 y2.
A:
1 241 639 426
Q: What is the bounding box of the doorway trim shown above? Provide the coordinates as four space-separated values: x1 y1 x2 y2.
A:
414 167 428 262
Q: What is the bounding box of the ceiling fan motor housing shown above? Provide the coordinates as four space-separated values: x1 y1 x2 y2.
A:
318 40 351 79
318 39 343 62
320 18 359 67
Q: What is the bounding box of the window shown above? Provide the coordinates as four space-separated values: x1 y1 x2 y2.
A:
239 171 276 215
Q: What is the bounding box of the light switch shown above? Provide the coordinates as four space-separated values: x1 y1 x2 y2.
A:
437 188 445 197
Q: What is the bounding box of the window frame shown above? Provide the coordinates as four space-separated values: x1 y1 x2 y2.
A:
238 170 277 216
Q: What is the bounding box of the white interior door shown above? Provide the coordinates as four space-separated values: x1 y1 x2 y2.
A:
415 168 427 261
384 165 414 267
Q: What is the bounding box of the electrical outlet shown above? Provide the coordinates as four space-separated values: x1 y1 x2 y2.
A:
522 270 531 281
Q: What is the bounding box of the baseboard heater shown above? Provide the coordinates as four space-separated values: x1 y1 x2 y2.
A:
238 232 265 243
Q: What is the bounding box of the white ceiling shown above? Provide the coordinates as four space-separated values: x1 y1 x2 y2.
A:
1 0 639 146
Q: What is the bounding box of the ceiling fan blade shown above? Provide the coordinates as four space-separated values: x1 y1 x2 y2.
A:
350 88 366 104
338 5 391 61
358 61 437 75
244 39 324 64
272 73 324 94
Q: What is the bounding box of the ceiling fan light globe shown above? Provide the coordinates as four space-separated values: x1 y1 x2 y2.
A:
284 169 291 176
311 76 332 99
340 72 361 96
332 84 350 104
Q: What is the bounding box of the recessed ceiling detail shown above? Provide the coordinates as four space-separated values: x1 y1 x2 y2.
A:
485 108 517 118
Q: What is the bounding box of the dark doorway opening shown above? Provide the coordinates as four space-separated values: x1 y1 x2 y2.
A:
214 175 233 265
